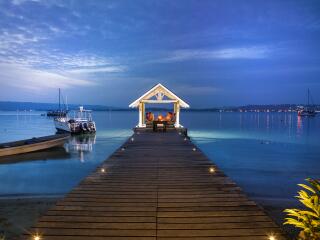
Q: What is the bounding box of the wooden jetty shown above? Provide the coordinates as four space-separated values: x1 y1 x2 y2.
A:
24 129 287 240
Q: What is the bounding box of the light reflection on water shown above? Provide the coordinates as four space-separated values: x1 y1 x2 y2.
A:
0 111 135 196
182 112 320 204
0 110 319 205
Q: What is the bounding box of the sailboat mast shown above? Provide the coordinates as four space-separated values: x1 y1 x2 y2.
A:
59 88 61 111
66 95 68 111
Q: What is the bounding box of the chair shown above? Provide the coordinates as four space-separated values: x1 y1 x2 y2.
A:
146 112 154 128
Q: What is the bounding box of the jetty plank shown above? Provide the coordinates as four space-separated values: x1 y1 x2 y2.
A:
24 130 287 239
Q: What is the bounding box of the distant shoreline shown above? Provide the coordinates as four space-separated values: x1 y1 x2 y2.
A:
1 101 319 112
0 101 320 112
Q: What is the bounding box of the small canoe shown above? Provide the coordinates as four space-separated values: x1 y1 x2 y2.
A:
0 134 70 157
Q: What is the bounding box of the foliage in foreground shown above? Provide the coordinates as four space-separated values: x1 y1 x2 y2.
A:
284 178 320 240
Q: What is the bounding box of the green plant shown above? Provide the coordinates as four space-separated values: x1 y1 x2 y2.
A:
284 178 320 240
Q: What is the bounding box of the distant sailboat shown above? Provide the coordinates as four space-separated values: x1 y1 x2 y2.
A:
298 89 317 117
47 88 68 117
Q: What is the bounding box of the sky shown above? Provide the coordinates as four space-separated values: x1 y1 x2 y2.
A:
0 0 320 107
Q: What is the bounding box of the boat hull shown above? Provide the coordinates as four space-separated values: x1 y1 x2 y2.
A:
54 119 96 134
298 111 317 117
55 120 72 133
0 134 69 157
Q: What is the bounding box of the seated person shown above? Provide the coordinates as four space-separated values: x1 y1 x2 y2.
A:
165 112 176 123
165 112 173 121
146 112 154 122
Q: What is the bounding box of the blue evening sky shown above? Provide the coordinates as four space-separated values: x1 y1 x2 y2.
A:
0 0 320 107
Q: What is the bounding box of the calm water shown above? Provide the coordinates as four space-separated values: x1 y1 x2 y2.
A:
0 111 319 207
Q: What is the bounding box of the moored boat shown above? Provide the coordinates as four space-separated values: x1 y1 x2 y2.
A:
47 88 68 117
297 89 317 117
0 134 69 157
54 106 96 134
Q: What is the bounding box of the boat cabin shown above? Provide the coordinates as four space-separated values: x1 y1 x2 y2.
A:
129 83 190 128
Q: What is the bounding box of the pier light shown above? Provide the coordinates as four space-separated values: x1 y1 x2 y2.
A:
33 234 42 240
209 167 216 173
268 233 276 240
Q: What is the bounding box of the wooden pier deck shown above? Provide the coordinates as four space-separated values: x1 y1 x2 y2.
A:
25 129 287 240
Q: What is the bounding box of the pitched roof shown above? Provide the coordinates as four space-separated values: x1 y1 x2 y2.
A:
129 83 190 108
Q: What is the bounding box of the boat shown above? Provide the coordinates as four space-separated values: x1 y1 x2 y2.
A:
298 89 317 117
54 106 96 134
47 88 68 117
0 134 69 157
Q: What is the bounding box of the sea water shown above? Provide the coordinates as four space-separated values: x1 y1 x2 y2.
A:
0 111 319 207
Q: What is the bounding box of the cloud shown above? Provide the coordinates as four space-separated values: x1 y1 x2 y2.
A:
157 46 271 63
11 0 41 5
67 66 126 74
176 85 220 95
0 63 94 91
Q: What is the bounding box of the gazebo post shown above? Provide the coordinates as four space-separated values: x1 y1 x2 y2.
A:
142 103 145 126
138 102 146 127
138 102 143 127
175 102 180 128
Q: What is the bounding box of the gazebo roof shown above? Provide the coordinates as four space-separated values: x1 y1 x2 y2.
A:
129 83 190 108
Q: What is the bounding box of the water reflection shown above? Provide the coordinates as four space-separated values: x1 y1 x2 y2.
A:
0 147 70 164
297 116 303 136
65 134 96 162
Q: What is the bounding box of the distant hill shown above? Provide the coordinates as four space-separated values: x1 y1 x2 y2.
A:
0 101 126 111
0 101 319 112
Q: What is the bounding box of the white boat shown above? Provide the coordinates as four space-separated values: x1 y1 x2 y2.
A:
298 89 317 117
54 106 97 134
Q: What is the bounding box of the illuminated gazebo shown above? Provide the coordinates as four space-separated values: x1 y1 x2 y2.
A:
129 83 190 128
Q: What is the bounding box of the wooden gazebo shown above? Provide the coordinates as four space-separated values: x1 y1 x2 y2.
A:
129 83 190 128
